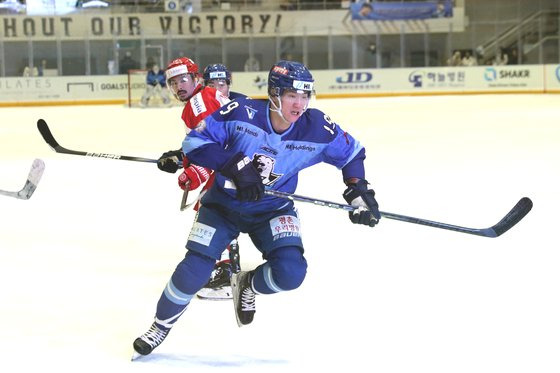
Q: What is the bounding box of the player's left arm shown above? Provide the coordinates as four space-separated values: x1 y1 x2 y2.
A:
341 152 381 228
321 115 380 227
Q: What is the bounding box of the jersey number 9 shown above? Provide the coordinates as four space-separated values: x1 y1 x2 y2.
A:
220 101 239 115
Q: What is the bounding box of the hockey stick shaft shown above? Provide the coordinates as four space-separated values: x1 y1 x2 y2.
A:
37 119 160 164
265 190 532 238
180 181 191 211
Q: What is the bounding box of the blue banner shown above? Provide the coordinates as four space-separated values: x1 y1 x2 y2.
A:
350 0 453 21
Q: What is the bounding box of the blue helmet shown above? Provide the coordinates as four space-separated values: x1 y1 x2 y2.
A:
203 63 231 85
268 60 314 97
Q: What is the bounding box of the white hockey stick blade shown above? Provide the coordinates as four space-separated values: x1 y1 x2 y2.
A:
0 159 45 200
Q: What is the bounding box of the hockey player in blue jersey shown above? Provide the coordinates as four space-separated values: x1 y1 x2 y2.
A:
132 60 381 358
202 63 246 101
140 64 171 107
195 63 247 301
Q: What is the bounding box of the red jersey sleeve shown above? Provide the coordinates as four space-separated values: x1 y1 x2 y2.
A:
181 86 230 130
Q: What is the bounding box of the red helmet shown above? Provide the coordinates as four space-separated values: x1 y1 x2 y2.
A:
165 57 199 81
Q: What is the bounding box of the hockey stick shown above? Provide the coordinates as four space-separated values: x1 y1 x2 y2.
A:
0 159 45 200
265 190 533 238
180 181 191 211
37 119 159 163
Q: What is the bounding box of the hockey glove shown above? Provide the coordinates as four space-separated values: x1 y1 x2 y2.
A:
220 152 264 202
343 179 381 227
178 164 211 191
157 149 183 173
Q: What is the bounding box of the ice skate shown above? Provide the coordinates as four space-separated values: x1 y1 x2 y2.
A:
231 271 256 327
131 322 169 360
197 260 233 300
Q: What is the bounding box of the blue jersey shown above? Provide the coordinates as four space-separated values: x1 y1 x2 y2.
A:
147 70 166 87
228 90 246 100
182 97 366 214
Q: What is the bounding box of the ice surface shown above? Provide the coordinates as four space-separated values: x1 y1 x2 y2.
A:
0 94 558 372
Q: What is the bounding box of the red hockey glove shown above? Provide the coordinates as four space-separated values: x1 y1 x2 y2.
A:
178 164 211 191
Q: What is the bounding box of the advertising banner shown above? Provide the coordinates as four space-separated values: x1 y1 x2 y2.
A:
545 64 560 92
0 75 132 103
350 0 453 21
406 65 544 93
0 65 557 106
0 7 465 41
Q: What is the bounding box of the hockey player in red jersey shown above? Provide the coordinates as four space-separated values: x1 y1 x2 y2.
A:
156 56 229 190
156 57 241 301
169 58 229 130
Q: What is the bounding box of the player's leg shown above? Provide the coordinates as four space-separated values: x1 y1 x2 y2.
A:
231 245 306 326
231 207 307 326
251 246 307 294
133 205 237 356
140 85 155 106
197 238 241 300
133 250 215 357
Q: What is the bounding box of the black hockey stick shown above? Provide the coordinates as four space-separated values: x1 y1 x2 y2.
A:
37 119 158 163
0 159 45 200
265 190 533 238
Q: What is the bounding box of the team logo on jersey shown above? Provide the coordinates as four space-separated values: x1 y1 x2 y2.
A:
252 154 281 185
245 105 258 119
190 92 207 116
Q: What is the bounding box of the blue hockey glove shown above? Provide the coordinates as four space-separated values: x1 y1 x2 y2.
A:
157 149 183 173
342 179 381 227
220 152 264 202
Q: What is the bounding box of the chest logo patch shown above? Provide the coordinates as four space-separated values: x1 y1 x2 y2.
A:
252 154 281 185
245 105 258 120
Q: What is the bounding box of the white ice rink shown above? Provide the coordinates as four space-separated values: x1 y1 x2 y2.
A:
1 94 559 373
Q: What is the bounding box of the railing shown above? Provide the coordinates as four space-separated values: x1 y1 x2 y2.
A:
477 10 559 65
